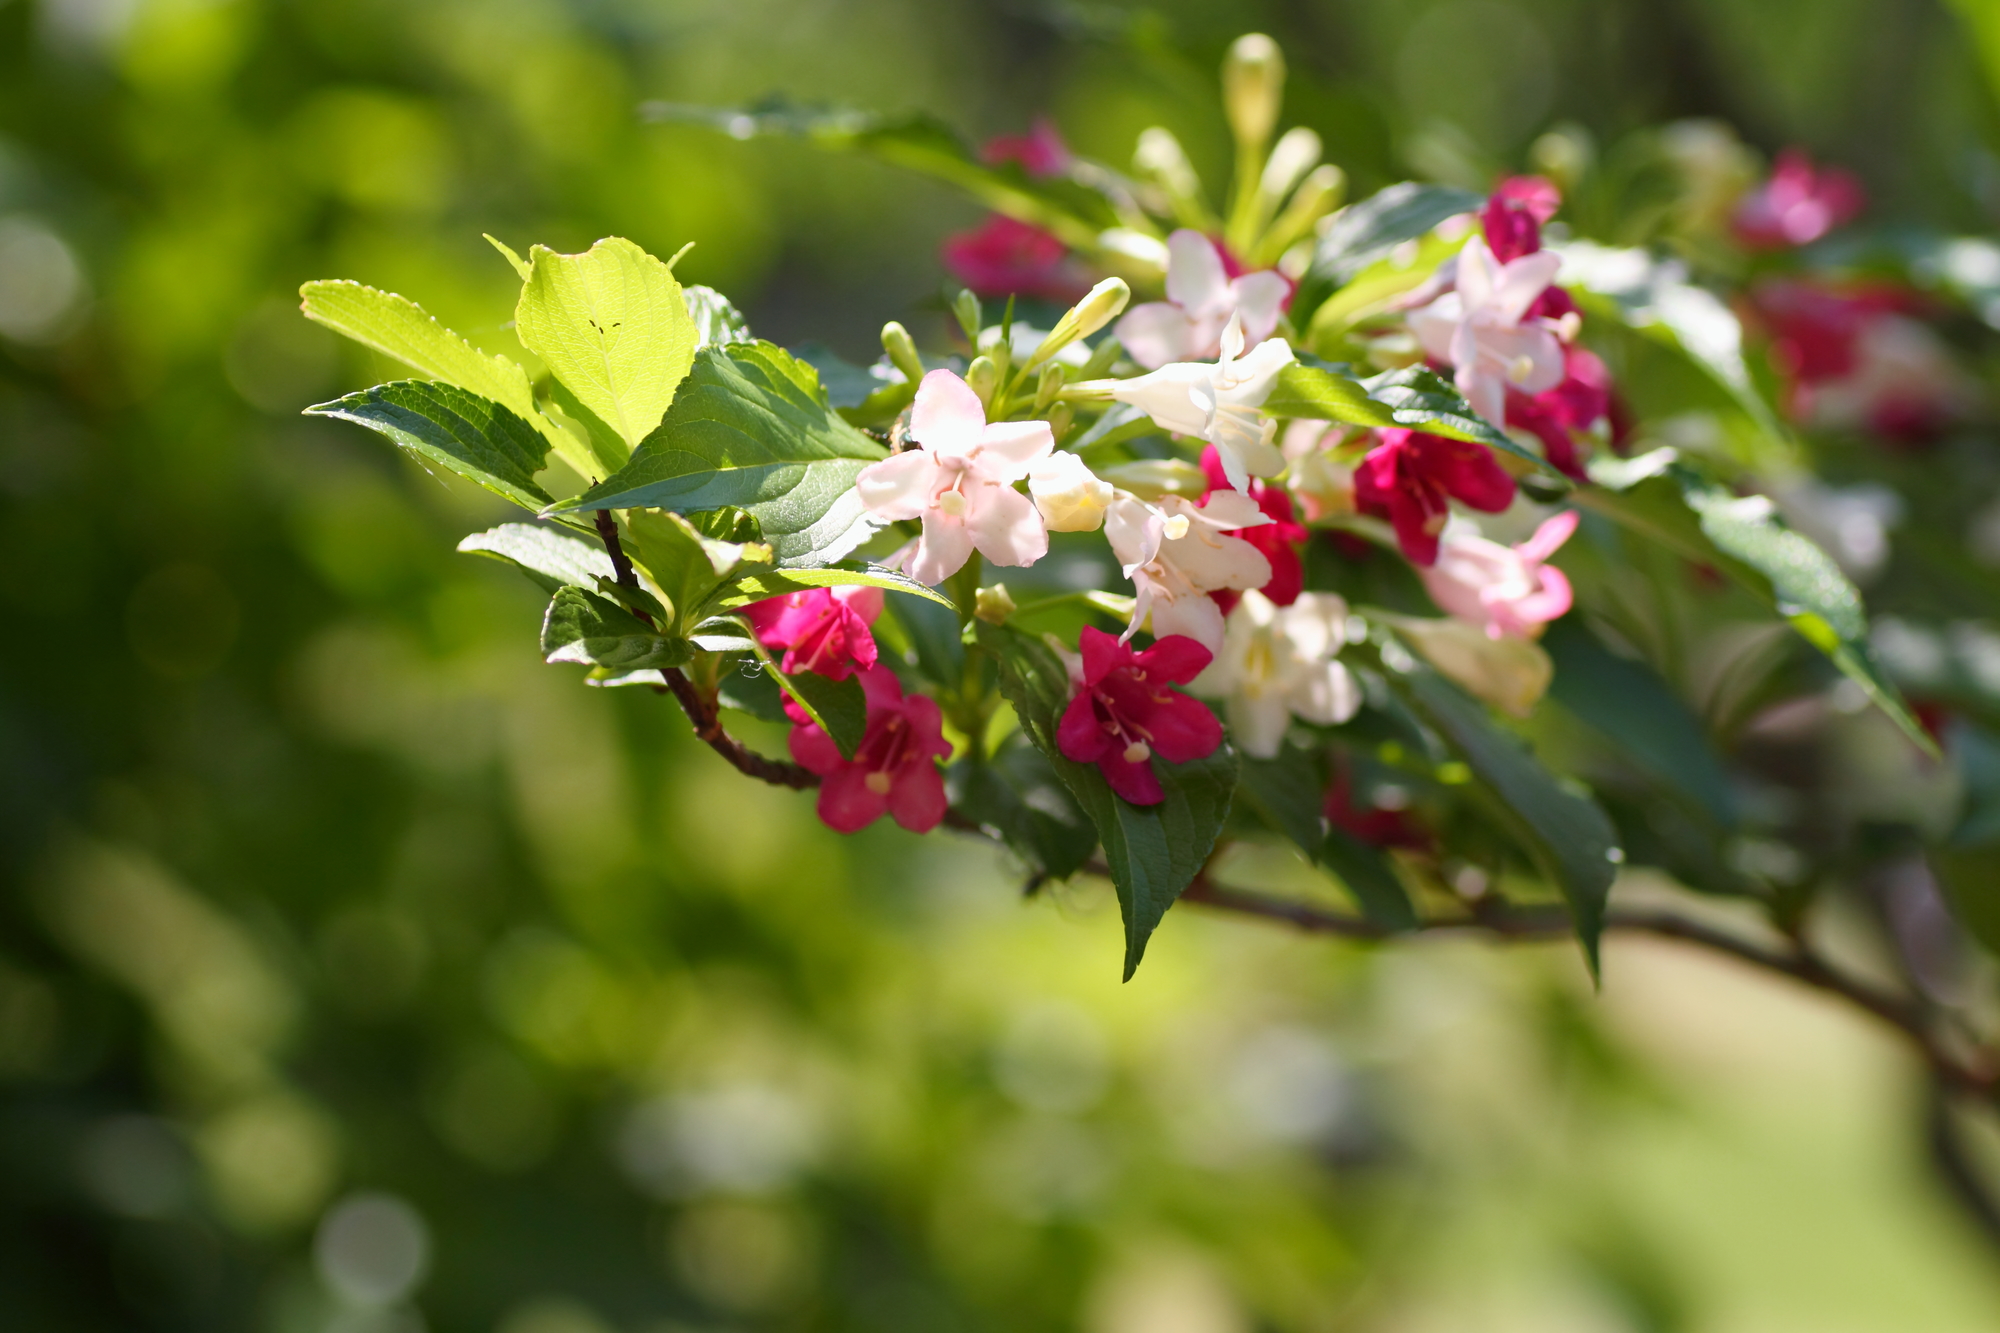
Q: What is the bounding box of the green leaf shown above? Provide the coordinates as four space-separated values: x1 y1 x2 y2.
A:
716 660 788 723
1237 746 1417 931
685 285 752 347
1260 363 1396 428
1376 648 1621 974
515 236 699 453
545 378 632 479
540 586 689 670
947 735 1097 881
306 380 553 512
1292 183 1483 326
1261 361 1553 470
645 97 1105 251
549 342 890 567
703 562 955 616
781 669 868 760
458 522 614 593
1574 453 1930 753
977 621 1239 979
623 508 773 634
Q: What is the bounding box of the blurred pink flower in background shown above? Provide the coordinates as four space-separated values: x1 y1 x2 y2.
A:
941 215 1090 302
1732 149 1865 249
981 117 1071 177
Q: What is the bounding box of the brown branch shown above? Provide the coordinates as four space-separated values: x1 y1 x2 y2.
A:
658 666 820 790
592 509 655 629
1174 874 1998 1099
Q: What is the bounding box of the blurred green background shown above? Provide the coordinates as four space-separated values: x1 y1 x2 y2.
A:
6 1 2000 1329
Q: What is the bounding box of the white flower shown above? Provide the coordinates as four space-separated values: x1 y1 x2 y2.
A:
1114 229 1291 370
855 369 1053 585
1027 451 1115 532
1190 590 1361 758
1104 490 1271 653
1407 235 1567 427
1386 614 1553 718
1093 314 1296 493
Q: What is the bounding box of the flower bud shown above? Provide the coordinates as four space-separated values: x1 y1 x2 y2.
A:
1259 164 1347 263
1094 458 1208 500
974 583 1017 625
952 288 983 344
1028 451 1115 532
1259 127 1322 203
965 354 1000 407
1033 362 1067 414
1026 277 1130 369
1223 34 1285 157
1387 616 1553 717
880 320 924 386
1046 401 1074 442
1133 128 1211 229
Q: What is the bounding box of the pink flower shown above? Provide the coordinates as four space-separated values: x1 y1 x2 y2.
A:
1751 281 1967 442
940 215 1089 302
743 585 885 681
1481 175 1561 263
1325 762 1429 850
1056 626 1223 805
1504 344 1613 480
1732 149 1865 250
981 118 1071 178
1104 490 1272 654
1407 234 1568 428
1113 230 1292 370
790 666 953 833
1353 428 1517 567
1199 445 1305 612
1420 510 1578 639
855 369 1054 585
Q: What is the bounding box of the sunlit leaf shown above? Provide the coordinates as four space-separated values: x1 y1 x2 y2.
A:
541 586 689 670
1292 183 1483 326
458 522 614 593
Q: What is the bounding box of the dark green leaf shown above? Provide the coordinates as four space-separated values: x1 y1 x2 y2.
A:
1542 619 1737 826
1292 183 1484 326
458 522 614 593
789 343 883 410
888 591 966 687
977 621 1239 979
1359 366 1550 466
781 668 868 760
947 736 1097 881
716 660 788 723
1238 747 1417 931
549 342 889 567
1377 649 1621 973
307 380 553 512
541 587 689 670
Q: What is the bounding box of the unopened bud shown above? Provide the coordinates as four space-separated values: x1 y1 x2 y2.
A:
880 321 924 386
965 354 1000 407
974 583 1017 625
1034 362 1067 414
1028 452 1115 532
1223 34 1285 156
1260 164 1346 260
1027 277 1130 370
1134 127 1211 228
1095 458 1207 500
1046 401 1074 442
1259 126 1322 202
952 288 983 344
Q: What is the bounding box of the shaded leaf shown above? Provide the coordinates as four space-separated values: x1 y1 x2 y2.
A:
516 236 698 452
779 667 868 760
541 587 689 670
1292 183 1484 326
948 735 1098 881
716 660 788 723
624 508 773 635
551 342 889 566
1238 746 1417 931
306 380 552 512
977 621 1238 979
458 522 614 593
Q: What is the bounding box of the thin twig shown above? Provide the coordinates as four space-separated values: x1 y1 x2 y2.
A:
592 509 653 629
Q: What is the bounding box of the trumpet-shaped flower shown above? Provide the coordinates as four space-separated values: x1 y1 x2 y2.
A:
1114 230 1291 370
855 369 1054 585
789 666 954 833
743 585 884 681
1094 315 1295 493
1189 590 1360 758
1105 490 1272 654
1057 626 1223 805
1420 511 1578 639
1199 445 1305 610
1028 450 1116 532
1352 427 1516 567
1407 234 1567 428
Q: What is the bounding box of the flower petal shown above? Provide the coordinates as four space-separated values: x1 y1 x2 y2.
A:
888 761 949 832
856 450 940 521
1230 272 1291 343
965 482 1049 568
1226 692 1291 759
1150 590 1227 655
973 420 1055 478
788 722 844 776
1114 302 1201 371
1515 508 1580 565
1057 691 1114 762
1136 633 1214 685
1492 250 1563 324
909 511 978 585
911 368 988 456
1165 229 1230 315
1142 693 1223 764
817 764 890 833
1099 750 1164 805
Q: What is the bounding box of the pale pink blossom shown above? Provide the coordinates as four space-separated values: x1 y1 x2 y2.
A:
1104 490 1272 654
1091 314 1295 493
854 369 1053 585
1114 230 1291 370
1420 510 1578 639
1407 235 1568 428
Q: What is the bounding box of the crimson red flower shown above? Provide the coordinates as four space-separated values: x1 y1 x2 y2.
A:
941 215 1089 302
1324 765 1429 850
1352 428 1516 567
1057 627 1223 806
1198 444 1305 612
743 586 883 681
1732 149 1864 250
1481 175 1561 263
789 666 953 834
1504 345 1613 480
981 117 1070 178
